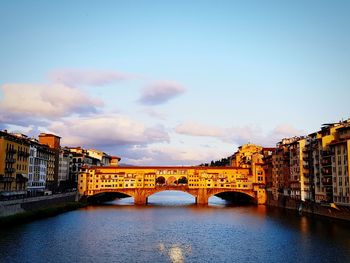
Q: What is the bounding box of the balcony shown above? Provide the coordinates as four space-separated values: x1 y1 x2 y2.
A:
321 158 332 166
322 178 333 186
6 148 17 154
322 168 332 176
5 158 16 163
0 175 14 182
5 167 15 173
17 151 30 158
321 150 333 157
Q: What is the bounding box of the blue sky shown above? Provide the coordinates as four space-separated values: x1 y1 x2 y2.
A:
0 1 349 165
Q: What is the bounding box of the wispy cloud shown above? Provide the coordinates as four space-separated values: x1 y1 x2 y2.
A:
141 107 167 120
175 121 224 137
122 144 231 166
174 121 305 147
49 69 135 86
138 81 186 105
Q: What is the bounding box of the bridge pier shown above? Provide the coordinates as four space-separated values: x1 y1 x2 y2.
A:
196 188 209 205
134 190 148 205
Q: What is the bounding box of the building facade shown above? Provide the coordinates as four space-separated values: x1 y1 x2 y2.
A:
38 133 61 191
269 119 350 206
0 131 30 198
27 140 51 195
58 149 70 189
87 149 111 166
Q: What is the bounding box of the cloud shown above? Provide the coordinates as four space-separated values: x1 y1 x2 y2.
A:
0 83 103 125
141 107 167 120
138 81 186 105
175 121 305 147
121 144 231 166
175 121 224 137
49 69 135 86
48 114 170 148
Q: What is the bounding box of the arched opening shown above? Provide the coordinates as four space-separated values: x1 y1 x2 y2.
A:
156 176 166 185
147 190 195 206
178 176 188 185
87 192 133 205
166 176 177 185
209 191 256 206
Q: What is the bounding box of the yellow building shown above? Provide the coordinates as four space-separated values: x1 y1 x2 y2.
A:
310 121 347 203
329 123 350 205
230 144 269 203
79 144 270 205
0 131 30 198
288 138 311 201
79 165 267 205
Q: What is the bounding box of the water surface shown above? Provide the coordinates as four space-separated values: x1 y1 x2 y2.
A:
1 191 350 263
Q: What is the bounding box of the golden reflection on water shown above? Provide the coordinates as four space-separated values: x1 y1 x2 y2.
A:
158 243 192 263
300 216 310 235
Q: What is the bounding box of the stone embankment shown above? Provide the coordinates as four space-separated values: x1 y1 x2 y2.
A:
267 195 350 222
0 192 77 217
0 192 85 227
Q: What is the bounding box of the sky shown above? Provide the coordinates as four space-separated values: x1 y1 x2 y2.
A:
0 0 349 165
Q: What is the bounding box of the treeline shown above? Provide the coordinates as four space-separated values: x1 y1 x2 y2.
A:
199 157 230 167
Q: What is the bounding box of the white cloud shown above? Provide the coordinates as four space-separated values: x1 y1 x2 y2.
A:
48 114 170 147
49 69 135 86
0 83 103 123
122 144 231 166
139 81 186 105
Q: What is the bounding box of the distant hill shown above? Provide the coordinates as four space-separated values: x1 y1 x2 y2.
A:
118 163 136 167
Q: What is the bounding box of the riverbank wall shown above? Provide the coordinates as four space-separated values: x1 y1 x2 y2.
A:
266 193 350 222
0 192 78 218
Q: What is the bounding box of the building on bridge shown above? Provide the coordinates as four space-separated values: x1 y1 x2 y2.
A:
78 164 268 205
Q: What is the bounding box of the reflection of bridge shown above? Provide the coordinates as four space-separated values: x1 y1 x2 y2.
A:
78 166 267 205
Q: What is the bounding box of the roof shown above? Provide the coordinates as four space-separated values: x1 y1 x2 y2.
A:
38 133 61 138
329 139 348 146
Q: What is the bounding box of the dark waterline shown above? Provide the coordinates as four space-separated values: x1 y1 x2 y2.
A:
1 191 350 263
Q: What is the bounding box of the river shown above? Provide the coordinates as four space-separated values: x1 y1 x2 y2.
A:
1 191 350 263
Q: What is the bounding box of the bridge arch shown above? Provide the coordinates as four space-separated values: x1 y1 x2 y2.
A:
166 176 177 185
156 176 166 185
208 190 257 204
147 189 196 205
146 188 196 199
86 190 133 203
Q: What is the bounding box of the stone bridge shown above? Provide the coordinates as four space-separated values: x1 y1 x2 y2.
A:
78 166 267 205
89 185 258 205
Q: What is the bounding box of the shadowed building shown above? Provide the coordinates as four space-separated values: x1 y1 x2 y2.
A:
38 133 61 192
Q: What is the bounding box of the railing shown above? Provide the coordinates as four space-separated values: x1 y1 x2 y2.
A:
6 149 17 154
0 176 15 182
321 179 332 186
5 167 15 173
322 168 332 176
